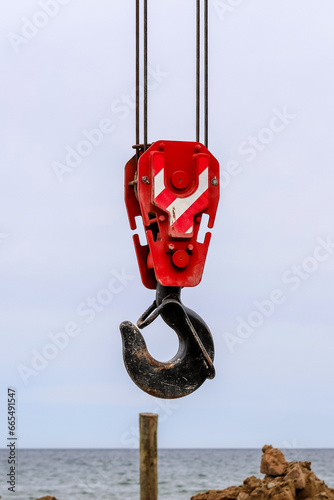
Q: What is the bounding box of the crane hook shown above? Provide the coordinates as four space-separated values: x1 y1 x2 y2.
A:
119 284 215 399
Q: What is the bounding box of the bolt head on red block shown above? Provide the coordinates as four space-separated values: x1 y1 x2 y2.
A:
171 170 189 190
172 250 190 268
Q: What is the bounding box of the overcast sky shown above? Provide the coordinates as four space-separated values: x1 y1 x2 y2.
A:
1 0 334 450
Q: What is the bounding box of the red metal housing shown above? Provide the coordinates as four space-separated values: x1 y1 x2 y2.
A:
124 140 219 289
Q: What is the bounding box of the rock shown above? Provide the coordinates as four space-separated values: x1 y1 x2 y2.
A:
249 486 268 500
243 476 263 493
285 465 306 490
260 445 287 477
298 471 329 499
191 486 243 500
35 497 58 500
268 481 295 500
191 446 334 500
238 492 250 500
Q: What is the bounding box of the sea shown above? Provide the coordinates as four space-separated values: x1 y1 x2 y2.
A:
0 448 333 500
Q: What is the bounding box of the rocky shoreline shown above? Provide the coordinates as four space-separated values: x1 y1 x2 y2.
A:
191 445 334 500
35 446 334 500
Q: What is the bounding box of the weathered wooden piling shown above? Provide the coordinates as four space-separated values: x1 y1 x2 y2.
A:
140 413 158 500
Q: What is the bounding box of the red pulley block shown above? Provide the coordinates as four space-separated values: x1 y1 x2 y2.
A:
124 140 220 289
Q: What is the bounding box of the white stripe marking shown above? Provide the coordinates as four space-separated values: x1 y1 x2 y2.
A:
154 168 165 198
166 167 209 222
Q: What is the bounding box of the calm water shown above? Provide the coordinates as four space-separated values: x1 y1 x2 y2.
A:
0 448 333 500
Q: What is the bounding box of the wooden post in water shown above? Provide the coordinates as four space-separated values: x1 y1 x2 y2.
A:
140 413 158 500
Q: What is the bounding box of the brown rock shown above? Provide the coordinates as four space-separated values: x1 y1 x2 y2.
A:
191 447 334 500
191 493 223 500
191 486 243 500
298 471 330 499
268 481 295 500
238 492 250 500
260 445 287 477
299 461 312 471
250 486 269 500
285 465 306 490
36 497 58 500
244 476 263 493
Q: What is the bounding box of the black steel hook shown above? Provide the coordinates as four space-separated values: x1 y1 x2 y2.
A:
119 284 215 399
